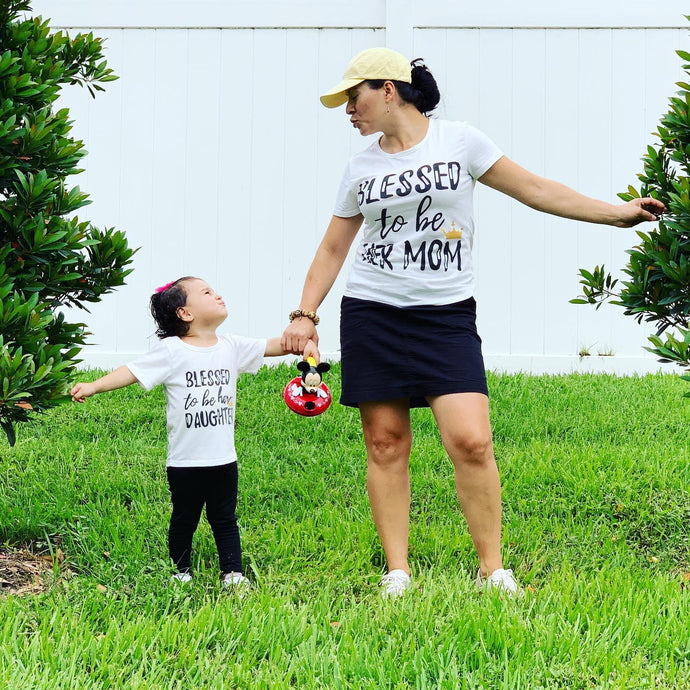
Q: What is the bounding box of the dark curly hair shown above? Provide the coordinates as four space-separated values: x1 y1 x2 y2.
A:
149 276 195 339
366 58 440 116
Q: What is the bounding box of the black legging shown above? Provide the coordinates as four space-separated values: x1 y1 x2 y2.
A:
166 463 241 574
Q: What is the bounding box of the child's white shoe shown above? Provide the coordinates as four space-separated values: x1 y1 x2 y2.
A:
222 571 250 592
171 572 192 584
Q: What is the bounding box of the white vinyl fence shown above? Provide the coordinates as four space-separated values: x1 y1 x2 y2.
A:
30 1 690 373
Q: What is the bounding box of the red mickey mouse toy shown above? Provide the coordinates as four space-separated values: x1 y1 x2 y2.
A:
284 356 332 416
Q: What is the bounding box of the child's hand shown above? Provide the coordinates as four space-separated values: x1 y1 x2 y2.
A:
70 382 97 403
302 338 321 364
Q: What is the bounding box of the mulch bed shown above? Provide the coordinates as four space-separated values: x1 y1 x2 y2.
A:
0 547 66 596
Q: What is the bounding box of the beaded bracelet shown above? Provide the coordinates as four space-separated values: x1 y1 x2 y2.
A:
289 308 320 325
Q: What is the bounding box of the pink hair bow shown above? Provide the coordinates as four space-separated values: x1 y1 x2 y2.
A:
155 281 175 293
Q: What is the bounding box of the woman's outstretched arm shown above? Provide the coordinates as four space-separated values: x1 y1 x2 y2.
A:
479 156 665 228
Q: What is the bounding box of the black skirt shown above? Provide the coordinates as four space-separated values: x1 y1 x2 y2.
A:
339 296 488 408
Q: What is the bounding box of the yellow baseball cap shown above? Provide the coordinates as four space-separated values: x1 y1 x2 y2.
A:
319 47 412 108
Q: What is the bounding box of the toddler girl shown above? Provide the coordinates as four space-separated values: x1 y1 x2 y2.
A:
71 276 317 588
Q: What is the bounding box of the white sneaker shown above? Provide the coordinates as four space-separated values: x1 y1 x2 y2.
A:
379 569 412 598
222 572 251 591
171 572 192 584
476 568 522 597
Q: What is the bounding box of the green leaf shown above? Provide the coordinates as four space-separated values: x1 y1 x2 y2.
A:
0 418 16 446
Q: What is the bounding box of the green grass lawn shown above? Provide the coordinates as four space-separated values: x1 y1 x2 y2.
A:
0 364 689 689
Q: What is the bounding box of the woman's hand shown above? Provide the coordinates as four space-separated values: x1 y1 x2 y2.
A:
281 317 318 355
613 197 666 228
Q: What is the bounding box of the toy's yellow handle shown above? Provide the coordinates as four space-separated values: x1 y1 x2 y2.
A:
306 356 317 367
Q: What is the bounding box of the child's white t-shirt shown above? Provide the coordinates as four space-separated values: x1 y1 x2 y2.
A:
127 335 265 467
333 118 503 307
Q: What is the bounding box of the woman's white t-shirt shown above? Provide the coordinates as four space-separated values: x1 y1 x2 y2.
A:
334 118 503 307
127 335 265 467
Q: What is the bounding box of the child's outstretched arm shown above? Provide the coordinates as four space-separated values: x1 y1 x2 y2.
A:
264 337 321 363
71 365 138 403
264 337 286 357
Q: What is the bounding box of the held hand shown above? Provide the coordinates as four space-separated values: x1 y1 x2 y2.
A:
70 382 96 403
302 338 320 365
281 317 319 355
615 197 666 228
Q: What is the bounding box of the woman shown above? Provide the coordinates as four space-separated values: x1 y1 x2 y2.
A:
281 47 664 597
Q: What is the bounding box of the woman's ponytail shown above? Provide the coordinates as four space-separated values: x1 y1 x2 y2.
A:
408 59 440 115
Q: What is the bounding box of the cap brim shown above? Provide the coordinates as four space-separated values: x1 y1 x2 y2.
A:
319 78 363 108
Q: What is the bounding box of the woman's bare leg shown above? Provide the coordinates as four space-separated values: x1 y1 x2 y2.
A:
427 392 503 577
359 399 413 574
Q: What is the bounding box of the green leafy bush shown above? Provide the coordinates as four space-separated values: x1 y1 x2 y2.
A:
0 1 136 446
573 25 690 393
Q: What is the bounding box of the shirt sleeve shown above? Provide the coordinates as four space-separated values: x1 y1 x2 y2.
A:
332 160 361 218
464 124 504 180
225 335 266 375
127 340 173 391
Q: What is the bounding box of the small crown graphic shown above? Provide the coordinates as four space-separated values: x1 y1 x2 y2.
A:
442 221 463 239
